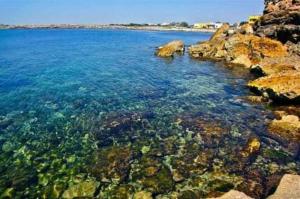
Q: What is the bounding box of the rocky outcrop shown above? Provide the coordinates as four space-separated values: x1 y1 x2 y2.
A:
254 0 300 44
267 174 300 199
248 71 300 103
189 24 288 68
188 0 300 105
155 40 184 57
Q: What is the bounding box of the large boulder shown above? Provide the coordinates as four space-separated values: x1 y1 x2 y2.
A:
248 71 300 103
156 40 184 57
267 174 300 199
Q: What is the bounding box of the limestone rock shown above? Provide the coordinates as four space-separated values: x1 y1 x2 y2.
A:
209 190 253 199
287 41 300 56
250 55 300 76
248 71 300 103
189 24 230 60
238 23 254 35
62 181 99 199
267 174 300 199
189 29 288 68
210 23 230 42
156 40 184 57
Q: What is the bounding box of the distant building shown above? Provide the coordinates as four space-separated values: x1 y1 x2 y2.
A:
248 16 261 25
194 23 210 29
161 22 171 26
213 22 223 29
194 22 224 29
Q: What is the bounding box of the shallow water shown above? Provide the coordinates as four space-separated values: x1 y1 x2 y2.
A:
0 29 299 198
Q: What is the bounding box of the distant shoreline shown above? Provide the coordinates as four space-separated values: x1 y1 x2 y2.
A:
0 24 216 33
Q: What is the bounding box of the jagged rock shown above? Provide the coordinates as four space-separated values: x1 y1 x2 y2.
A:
254 0 300 43
287 41 300 56
208 190 253 199
156 40 184 57
189 24 230 60
210 23 231 42
267 174 300 199
269 115 300 142
62 181 99 199
248 71 300 103
238 24 254 34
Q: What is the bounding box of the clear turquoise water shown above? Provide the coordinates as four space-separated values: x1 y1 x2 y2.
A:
0 29 298 198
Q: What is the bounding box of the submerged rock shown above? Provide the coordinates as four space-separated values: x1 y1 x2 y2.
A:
268 115 300 143
133 191 153 199
94 112 153 146
240 137 261 158
103 184 134 199
88 146 133 183
0 116 13 130
245 95 269 103
62 181 99 199
155 40 185 57
139 166 175 195
248 71 300 103
267 174 300 199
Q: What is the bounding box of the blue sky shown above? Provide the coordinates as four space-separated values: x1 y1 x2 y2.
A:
0 0 264 24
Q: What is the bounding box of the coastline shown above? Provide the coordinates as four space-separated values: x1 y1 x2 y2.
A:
0 24 216 33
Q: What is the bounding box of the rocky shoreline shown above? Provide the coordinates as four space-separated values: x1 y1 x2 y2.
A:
156 0 300 198
0 24 216 33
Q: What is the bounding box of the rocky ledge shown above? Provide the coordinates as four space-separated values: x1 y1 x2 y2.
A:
155 40 184 57
248 71 300 103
